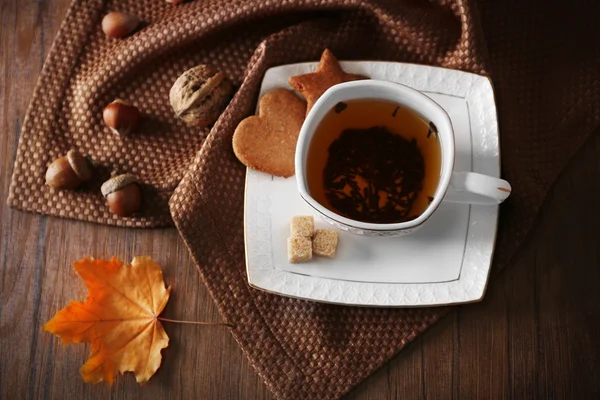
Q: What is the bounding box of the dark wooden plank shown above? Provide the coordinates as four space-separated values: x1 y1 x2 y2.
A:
1 0 49 399
454 282 510 399
346 336 424 400
503 243 538 400
422 313 459 400
532 132 600 400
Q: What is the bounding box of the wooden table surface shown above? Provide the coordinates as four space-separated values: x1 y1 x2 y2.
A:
2 1 599 399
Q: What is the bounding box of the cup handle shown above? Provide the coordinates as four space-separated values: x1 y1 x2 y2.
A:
444 171 511 205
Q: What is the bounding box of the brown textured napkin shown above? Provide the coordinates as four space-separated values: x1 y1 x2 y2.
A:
8 0 599 398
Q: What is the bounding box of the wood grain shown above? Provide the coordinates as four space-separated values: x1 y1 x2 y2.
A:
1 1 599 399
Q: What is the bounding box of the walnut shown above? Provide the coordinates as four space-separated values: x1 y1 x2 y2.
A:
169 65 234 127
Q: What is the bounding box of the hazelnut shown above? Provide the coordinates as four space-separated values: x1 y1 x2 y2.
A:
166 0 187 3
101 174 142 217
45 149 93 189
169 64 234 127
101 12 140 38
103 99 141 136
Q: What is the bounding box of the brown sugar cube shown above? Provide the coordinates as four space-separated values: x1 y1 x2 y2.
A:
312 229 339 258
287 236 312 263
290 216 314 237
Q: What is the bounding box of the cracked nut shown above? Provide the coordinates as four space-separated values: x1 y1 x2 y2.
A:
103 99 141 136
101 12 140 38
169 64 234 127
101 174 142 217
45 149 93 189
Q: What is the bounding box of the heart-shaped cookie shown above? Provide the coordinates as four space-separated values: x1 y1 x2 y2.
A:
233 88 306 178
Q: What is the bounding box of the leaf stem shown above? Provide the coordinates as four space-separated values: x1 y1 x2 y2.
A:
158 317 232 327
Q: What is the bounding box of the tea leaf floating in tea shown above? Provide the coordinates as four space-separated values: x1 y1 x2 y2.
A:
334 102 348 114
427 121 438 138
323 126 425 223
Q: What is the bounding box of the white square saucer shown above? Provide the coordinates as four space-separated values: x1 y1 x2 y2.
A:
244 61 500 307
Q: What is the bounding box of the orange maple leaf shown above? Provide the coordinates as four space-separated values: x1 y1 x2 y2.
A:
43 256 171 385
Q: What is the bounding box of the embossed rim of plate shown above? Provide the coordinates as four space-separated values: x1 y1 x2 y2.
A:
244 61 500 307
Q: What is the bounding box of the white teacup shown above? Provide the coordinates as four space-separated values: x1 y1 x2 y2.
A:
295 80 511 236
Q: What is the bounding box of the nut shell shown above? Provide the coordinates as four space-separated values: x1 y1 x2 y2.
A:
101 173 139 197
45 156 82 189
169 64 234 127
103 99 141 135
66 149 92 181
101 12 139 38
106 183 142 217
102 174 141 217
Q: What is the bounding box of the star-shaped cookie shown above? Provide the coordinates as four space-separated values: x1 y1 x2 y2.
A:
289 49 367 114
